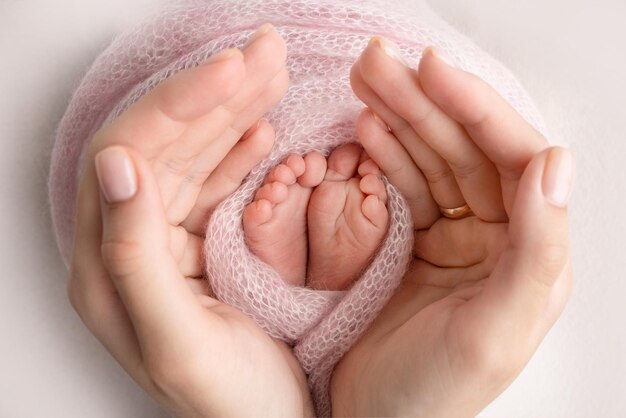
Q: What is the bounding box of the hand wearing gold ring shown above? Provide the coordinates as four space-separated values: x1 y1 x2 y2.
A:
439 203 473 219
331 40 574 416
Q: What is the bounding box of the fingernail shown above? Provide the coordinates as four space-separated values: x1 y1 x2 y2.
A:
205 48 242 64
369 109 391 132
369 36 410 67
95 146 137 204
542 147 574 208
425 46 454 67
244 23 275 48
241 118 264 141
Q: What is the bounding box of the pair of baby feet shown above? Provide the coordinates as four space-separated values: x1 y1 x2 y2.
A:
243 143 389 291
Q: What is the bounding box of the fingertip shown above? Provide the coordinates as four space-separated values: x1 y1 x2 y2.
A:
152 51 245 122
542 147 575 209
356 108 393 153
241 118 275 156
243 23 287 67
507 147 572 286
95 146 138 205
204 47 244 66
421 46 455 68
367 107 391 133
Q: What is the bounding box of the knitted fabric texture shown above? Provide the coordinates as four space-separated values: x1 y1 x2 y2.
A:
48 0 546 415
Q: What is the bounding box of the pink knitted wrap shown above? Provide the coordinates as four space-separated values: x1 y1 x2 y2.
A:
49 0 545 415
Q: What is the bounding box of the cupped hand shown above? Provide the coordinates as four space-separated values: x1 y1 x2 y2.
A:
330 40 574 416
67 25 314 417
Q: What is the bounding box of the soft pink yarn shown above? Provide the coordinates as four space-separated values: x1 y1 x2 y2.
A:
49 0 545 415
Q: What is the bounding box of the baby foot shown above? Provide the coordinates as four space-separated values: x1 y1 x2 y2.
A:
243 152 327 286
307 143 389 290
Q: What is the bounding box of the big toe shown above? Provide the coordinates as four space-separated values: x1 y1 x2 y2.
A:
325 143 363 181
298 152 327 187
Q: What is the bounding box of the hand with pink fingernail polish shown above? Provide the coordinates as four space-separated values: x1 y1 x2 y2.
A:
67 25 315 417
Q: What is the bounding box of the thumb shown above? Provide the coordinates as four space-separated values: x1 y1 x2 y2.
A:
479 146 574 341
95 146 199 340
507 146 574 289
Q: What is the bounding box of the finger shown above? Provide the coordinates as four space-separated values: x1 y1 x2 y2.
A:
68 147 157 393
93 48 246 220
179 233 203 278
182 119 275 234
407 259 490 290
357 38 506 221
418 47 549 212
95 146 211 345
185 277 213 297
356 107 439 229
94 48 246 155
469 147 574 349
351 56 465 212
169 225 204 278
413 217 507 268
165 44 289 224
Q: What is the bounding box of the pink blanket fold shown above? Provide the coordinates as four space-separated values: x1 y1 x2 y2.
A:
49 0 545 415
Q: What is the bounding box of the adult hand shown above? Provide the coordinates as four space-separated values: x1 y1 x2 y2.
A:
331 40 574 416
67 25 313 417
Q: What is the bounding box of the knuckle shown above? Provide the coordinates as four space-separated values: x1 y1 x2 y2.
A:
156 154 191 176
451 158 486 180
184 167 214 187
389 119 415 138
101 239 148 278
423 164 454 185
407 102 436 125
535 242 568 283
462 337 518 381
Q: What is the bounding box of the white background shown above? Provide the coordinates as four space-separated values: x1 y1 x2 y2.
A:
1 0 624 416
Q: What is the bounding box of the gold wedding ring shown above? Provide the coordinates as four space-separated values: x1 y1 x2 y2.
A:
439 203 473 219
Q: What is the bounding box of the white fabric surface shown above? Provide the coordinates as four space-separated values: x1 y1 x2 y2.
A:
1 0 624 416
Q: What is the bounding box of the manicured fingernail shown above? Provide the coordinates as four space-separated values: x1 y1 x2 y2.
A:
369 109 391 132
244 23 275 47
425 46 454 67
369 36 410 67
542 147 574 208
95 146 137 204
205 48 242 64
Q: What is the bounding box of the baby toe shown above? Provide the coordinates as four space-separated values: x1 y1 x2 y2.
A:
284 154 306 177
243 199 273 227
254 181 288 204
358 158 382 177
266 163 297 185
325 143 362 181
361 194 389 230
360 173 387 204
